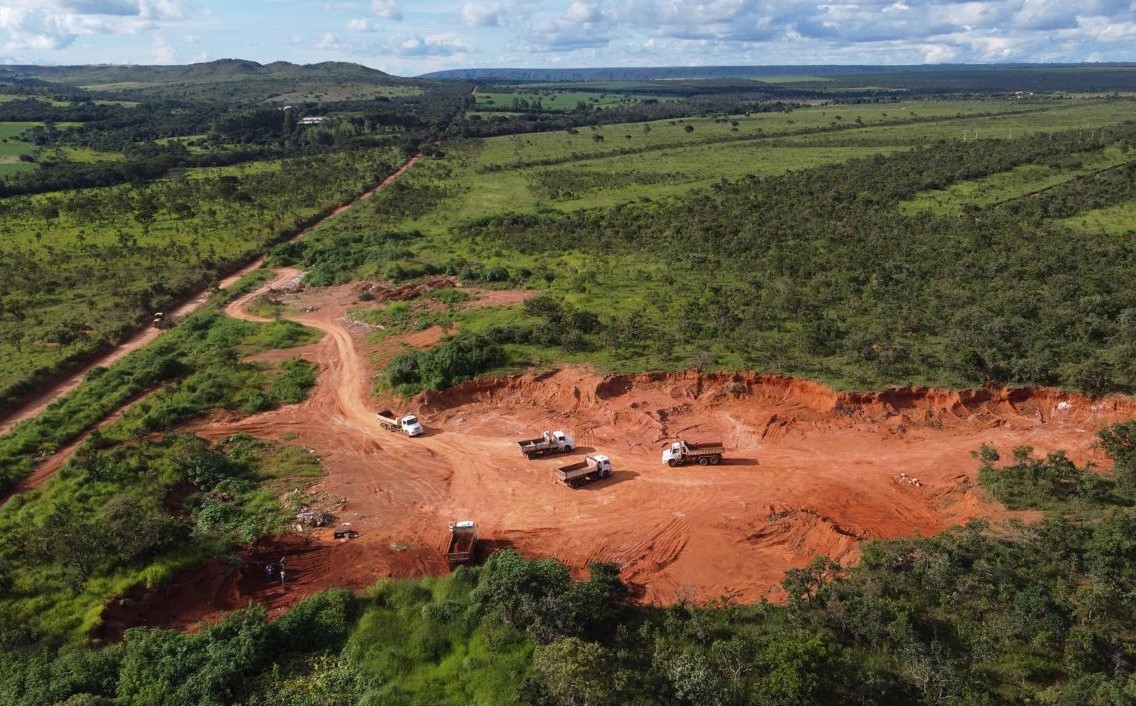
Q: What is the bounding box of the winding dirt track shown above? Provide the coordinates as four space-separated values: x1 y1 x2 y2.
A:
140 276 1136 630
0 156 420 438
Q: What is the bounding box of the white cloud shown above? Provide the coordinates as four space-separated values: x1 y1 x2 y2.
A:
371 0 402 20
348 18 379 32
399 33 469 57
563 0 604 23
461 2 504 27
315 32 351 51
1011 0 1078 30
0 0 187 52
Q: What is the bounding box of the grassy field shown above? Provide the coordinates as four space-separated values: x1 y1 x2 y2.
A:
473 97 1103 170
756 75 834 83
901 145 1134 214
1063 201 1136 234
408 97 1135 220
0 122 38 176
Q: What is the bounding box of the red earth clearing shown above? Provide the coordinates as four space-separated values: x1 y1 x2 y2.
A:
93 270 1136 634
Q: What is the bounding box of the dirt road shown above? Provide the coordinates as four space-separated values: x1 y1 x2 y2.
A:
0 155 420 437
176 279 1136 625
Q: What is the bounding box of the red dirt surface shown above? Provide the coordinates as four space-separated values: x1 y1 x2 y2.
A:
100 270 1133 634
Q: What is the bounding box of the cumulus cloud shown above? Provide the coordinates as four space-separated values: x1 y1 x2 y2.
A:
348 18 379 32
315 32 352 51
599 0 1136 58
563 0 604 23
399 33 470 57
520 0 613 52
371 0 402 20
0 0 186 51
461 2 504 28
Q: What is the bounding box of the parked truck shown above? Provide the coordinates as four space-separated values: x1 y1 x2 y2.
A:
662 439 724 467
555 455 613 488
445 520 477 565
376 410 424 436
517 430 575 459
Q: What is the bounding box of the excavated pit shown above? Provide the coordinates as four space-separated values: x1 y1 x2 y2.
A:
100 275 1136 633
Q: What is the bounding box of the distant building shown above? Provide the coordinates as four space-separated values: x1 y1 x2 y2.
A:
299 116 327 125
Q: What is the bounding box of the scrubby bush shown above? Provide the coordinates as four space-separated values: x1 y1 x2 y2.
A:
384 333 505 393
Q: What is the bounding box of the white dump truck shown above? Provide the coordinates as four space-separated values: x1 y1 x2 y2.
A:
376 409 425 436
554 455 613 488
517 430 575 459
445 520 477 565
662 439 724 467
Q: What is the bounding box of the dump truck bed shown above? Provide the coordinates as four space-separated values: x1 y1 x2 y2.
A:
446 521 477 564
447 533 476 556
555 459 592 479
684 441 724 451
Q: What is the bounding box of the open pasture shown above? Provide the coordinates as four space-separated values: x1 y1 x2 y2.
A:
475 97 1074 170
0 122 38 176
901 145 1133 214
1063 201 1136 234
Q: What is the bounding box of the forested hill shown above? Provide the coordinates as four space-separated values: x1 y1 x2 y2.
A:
0 60 413 104
0 59 396 87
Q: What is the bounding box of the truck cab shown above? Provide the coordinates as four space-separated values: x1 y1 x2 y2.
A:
549 431 573 448
401 415 424 436
661 441 689 465
588 454 613 474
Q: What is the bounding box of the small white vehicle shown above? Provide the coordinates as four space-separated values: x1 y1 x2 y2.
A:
517 430 575 459
376 409 425 436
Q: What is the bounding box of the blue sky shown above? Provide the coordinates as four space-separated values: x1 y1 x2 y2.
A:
1 0 1135 76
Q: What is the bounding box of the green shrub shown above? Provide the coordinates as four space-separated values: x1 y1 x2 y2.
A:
384 333 505 393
